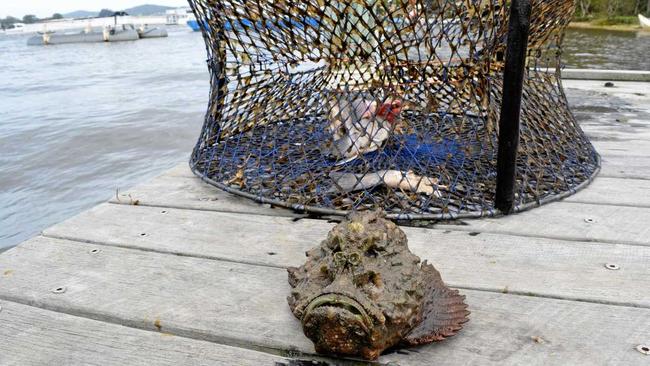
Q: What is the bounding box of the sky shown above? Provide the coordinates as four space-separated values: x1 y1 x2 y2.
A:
1 1 188 19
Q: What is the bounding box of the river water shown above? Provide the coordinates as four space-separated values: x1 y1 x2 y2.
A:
0 26 648 250
0 27 208 249
564 28 650 70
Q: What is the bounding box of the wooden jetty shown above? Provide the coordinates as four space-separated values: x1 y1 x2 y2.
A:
1 78 649 365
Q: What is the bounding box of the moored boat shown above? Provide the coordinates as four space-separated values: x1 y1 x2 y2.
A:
136 25 168 38
27 25 139 46
4 23 26 35
187 14 202 31
640 14 650 29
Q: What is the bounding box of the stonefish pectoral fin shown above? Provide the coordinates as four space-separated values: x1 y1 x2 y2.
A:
402 262 470 346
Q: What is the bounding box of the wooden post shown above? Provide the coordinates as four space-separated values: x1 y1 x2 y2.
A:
495 0 532 214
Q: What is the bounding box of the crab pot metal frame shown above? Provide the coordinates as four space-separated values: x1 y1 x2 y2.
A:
189 0 600 220
495 0 531 214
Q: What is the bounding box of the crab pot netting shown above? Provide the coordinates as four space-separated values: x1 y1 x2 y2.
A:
189 0 599 219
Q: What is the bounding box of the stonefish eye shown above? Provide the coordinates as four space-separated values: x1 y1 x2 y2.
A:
333 251 361 267
348 252 361 265
333 251 346 267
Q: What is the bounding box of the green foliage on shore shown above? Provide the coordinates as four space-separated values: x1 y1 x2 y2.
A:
591 15 640 25
1 13 67 29
0 16 20 30
576 0 649 21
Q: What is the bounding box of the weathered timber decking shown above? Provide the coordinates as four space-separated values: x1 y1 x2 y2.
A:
1 79 650 365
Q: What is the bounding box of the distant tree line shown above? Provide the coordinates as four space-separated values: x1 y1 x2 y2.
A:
0 16 21 29
0 8 126 30
98 9 116 18
576 0 649 19
1 13 63 29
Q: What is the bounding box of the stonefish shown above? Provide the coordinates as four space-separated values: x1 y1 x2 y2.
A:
287 212 469 360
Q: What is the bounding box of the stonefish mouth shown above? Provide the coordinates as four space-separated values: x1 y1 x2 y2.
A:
302 294 375 355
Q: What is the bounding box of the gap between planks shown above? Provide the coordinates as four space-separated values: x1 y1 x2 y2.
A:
38 231 648 310
107 185 650 248
41 204 650 309
0 298 292 366
1 237 649 366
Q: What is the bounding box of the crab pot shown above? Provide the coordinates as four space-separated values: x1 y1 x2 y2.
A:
188 0 599 220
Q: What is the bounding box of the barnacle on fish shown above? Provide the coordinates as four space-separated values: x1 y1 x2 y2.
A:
287 212 469 360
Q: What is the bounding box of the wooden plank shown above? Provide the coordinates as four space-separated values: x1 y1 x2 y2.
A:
0 237 648 365
592 139 650 158
154 163 196 178
591 139 650 180
599 154 650 180
0 300 284 366
564 79 650 99
107 168 650 247
437 201 650 247
578 116 650 142
109 161 650 223
43 204 650 308
565 177 650 208
46 203 320 266
562 69 650 82
566 79 650 142
584 126 650 143
112 170 298 217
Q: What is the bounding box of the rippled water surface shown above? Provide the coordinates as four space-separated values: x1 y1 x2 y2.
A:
0 27 208 249
0 27 647 249
564 28 650 70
